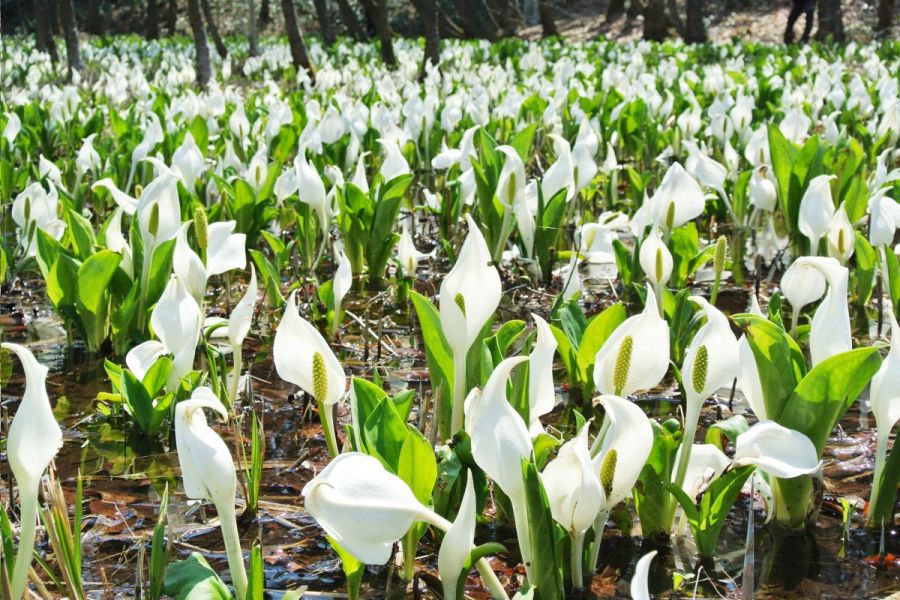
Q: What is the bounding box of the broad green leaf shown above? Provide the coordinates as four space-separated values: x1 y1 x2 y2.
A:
327 537 363 600
397 428 438 504
363 398 409 472
704 415 749 450
410 291 454 439
76 249 121 351
162 553 231 600
521 458 565 598
576 303 626 384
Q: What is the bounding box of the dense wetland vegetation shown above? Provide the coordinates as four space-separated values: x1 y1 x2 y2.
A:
1 24 900 600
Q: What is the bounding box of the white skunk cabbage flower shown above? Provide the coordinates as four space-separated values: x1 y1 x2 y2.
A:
630 551 657 600
791 257 851 366
798 175 837 255
594 284 670 397
175 387 247 600
1 343 63 600
274 291 346 455
527 314 558 436
440 213 502 433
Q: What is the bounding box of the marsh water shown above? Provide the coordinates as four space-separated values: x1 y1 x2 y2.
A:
1 267 899 599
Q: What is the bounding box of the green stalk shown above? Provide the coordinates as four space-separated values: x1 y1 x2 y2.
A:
218 503 248 600
510 497 534 583
318 398 339 458
570 531 586 589
586 508 609 580
9 480 38 600
228 345 243 408
450 351 467 435
867 428 890 527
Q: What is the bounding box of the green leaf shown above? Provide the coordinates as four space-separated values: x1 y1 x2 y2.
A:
410 291 454 439
520 458 565 598
704 415 749 450
162 553 231 600
634 419 681 536
64 206 97 261
327 536 363 600
778 347 882 454
731 314 806 420
121 368 156 434
76 250 122 352
189 116 209 157
397 428 438 504
767 124 798 230
576 303 626 385
508 123 537 162
853 232 877 305
363 398 409 472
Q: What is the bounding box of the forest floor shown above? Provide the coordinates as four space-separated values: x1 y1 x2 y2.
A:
519 0 886 44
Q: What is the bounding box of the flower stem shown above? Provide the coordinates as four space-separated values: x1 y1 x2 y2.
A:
228 345 243 408
318 398 339 458
511 497 534 583
138 245 154 332
450 352 467 435
867 428 890 527
9 480 39 600
570 532 585 589
586 508 609 579
218 502 248 600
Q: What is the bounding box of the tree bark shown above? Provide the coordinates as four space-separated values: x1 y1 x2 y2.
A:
259 0 271 24
685 0 706 42
876 0 895 32
85 0 103 33
146 0 161 39
281 0 317 82
313 0 335 45
452 0 498 39
537 0 558 37
200 0 228 58
187 0 211 89
360 0 396 66
606 0 625 21
248 0 259 55
57 0 83 78
485 0 520 33
643 0 668 40
816 0 845 42
412 0 439 77
34 0 58 62
336 0 367 40
167 0 178 35
47 0 61 35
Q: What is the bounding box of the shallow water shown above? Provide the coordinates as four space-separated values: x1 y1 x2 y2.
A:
1 272 898 599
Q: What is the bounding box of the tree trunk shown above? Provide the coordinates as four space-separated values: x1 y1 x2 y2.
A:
85 0 103 33
606 0 625 21
643 0 668 40
877 0 895 32
485 0 520 33
47 0 61 35
360 0 396 66
685 0 706 42
453 0 498 39
248 0 259 55
34 0 57 62
281 0 317 82
537 0 558 37
201 0 228 58
259 0 271 24
146 0 160 39
336 0 367 40
627 0 642 19
816 0 845 42
167 0 178 34
313 0 335 45
187 0 211 89
412 0 439 77
57 0 83 78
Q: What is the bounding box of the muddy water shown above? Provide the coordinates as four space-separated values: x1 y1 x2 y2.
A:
1 274 898 599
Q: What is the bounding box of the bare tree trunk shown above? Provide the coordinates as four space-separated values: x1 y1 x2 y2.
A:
57 0 83 78
34 0 58 62
412 0 439 77
360 0 396 66
606 0 625 21
313 0 335 45
685 0 706 42
877 0 895 32
47 0 61 35
201 0 228 57
146 0 160 39
643 0 668 40
187 0 211 89
167 0 178 34
248 0 259 55
85 0 103 33
626 0 642 19
537 0 558 37
485 0 520 33
336 0 367 40
259 0 271 24
816 0 845 42
453 0 498 39
281 0 317 82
